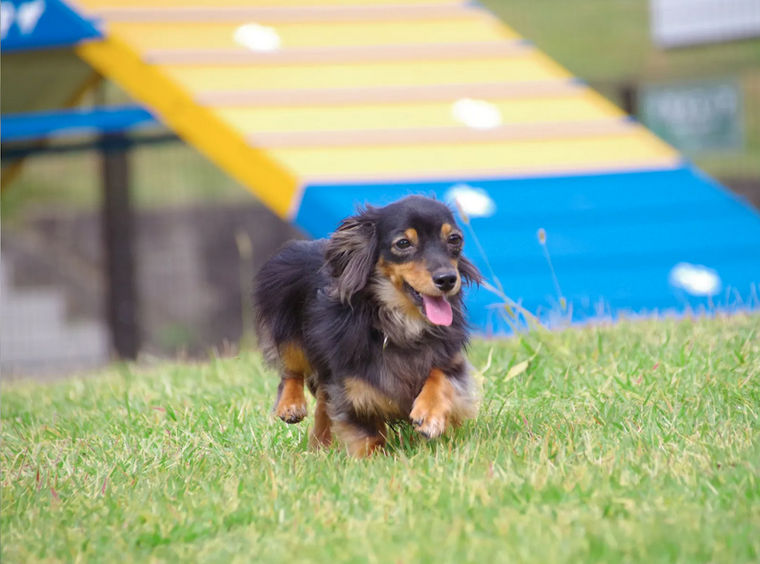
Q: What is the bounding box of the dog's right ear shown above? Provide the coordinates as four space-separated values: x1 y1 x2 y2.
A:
325 208 378 304
458 255 483 287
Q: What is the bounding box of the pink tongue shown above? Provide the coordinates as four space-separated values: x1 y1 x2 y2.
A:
422 295 453 326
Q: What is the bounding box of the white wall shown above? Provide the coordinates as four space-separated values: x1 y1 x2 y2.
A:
651 0 760 47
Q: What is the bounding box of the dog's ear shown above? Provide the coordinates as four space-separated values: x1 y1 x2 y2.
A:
325 208 378 303
458 255 482 287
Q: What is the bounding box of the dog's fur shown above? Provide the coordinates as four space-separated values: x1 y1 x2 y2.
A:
254 196 482 456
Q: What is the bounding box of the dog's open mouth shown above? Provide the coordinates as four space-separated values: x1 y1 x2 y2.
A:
404 283 453 326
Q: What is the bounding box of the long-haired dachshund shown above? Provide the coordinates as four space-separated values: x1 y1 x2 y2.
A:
254 195 482 456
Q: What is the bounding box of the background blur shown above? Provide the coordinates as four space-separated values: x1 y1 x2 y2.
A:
2 0 759 377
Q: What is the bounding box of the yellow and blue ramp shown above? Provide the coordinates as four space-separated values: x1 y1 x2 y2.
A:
14 0 760 329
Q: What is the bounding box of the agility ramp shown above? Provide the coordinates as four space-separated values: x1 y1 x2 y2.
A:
39 1 760 329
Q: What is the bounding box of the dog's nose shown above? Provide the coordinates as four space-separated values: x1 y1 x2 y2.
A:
433 270 458 292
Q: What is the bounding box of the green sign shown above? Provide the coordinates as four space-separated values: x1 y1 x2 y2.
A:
640 79 743 154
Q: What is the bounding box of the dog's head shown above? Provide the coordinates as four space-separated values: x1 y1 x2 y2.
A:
325 196 481 327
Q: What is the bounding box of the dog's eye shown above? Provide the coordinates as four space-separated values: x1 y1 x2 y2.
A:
394 238 412 250
448 233 463 246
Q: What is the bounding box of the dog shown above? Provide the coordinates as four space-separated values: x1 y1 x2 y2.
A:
253 195 482 457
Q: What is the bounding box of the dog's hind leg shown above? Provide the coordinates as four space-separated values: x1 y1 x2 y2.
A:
273 342 309 424
309 387 333 449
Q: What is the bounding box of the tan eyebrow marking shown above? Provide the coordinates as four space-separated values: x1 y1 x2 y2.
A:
402 228 419 246
441 223 453 238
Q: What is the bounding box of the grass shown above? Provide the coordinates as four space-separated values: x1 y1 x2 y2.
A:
2 314 759 563
483 0 760 83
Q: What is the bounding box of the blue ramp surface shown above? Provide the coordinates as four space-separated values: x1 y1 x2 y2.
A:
296 165 760 333
42 0 758 332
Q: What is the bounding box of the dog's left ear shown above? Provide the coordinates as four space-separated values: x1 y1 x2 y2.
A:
325 209 378 304
458 256 482 287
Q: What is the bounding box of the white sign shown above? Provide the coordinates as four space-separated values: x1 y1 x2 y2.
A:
640 79 743 154
651 0 760 47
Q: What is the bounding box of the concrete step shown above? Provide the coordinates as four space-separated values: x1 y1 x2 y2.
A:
1 321 108 367
1 290 68 335
1 257 109 376
0 260 10 293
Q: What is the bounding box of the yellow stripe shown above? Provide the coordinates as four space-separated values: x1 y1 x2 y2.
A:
75 37 298 218
79 0 461 7
215 90 624 133
247 121 638 149
165 52 570 92
108 18 516 50
269 128 679 179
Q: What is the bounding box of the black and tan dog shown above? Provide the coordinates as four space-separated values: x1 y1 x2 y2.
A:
254 195 481 456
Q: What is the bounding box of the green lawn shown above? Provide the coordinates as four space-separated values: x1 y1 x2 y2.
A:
3 314 759 562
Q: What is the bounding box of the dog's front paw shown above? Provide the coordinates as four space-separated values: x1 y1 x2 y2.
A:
275 377 308 424
275 399 307 424
410 399 448 439
275 401 306 423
